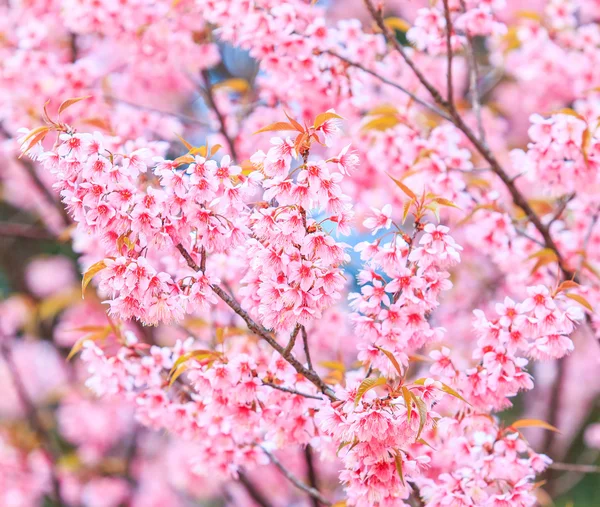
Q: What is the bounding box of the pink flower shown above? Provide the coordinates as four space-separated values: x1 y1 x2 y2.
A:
363 204 393 234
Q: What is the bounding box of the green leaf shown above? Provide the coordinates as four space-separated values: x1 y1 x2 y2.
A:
511 419 560 433
384 17 411 33
417 438 436 450
402 386 412 424
169 350 215 377
376 346 403 377
555 280 579 294
361 115 399 131
388 174 417 200
81 260 107 297
254 122 297 135
168 364 189 387
284 110 305 132
313 111 343 129
402 199 413 224
58 95 92 116
432 197 461 210
174 133 194 151
354 377 387 406
410 392 427 440
394 451 406 486
67 326 111 361
565 293 594 312
411 378 470 405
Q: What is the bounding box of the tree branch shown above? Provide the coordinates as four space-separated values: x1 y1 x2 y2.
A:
321 49 452 121
200 69 238 161
284 324 301 357
301 325 313 371
441 0 455 110
0 341 64 505
103 94 210 127
237 470 275 507
261 381 324 401
304 445 321 507
550 462 600 474
362 0 575 283
0 222 55 240
260 446 332 506
460 0 486 143
175 243 337 401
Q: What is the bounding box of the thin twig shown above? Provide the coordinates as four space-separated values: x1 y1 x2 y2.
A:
260 446 332 506
262 381 324 400
582 205 600 256
301 325 313 371
200 246 207 272
103 94 210 127
542 357 567 453
21 159 71 227
362 0 575 284
200 69 238 160
284 324 301 357
460 0 486 143
548 193 576 226
550 462 600 474
321 50 452 121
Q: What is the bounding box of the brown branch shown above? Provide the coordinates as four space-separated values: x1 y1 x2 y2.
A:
284 324 301 356
21 159 71 227
550 462 600 474
459 0 486 143
304 445 321 507
441 0 455 109
200 246 206 272
582 205 600 257
200 69 238 161
321 50 452 121
262 381 324 401
549 193 576 226
0 222 55 240
362 0 452 110
175 243 337 401
103 95 210 127
0 341 64 505
237 470 275 507
542 357 567 454
301 325 313 371
260 446 332 506
362 0 575 283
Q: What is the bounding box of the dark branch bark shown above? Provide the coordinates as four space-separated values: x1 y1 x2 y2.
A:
0 341 64 505
238 470 275 507
0 222 55 240
304 445 320 507
363 0 576 283
260 446 332 506
201 69 238 161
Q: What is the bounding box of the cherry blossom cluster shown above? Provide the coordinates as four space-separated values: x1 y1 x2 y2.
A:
416 414 550 506
351 206 461 378
512 107 600 195
28 127 248 324
408 1 507 54
239 131 355 332
3 0 600 505
451 286 584 411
